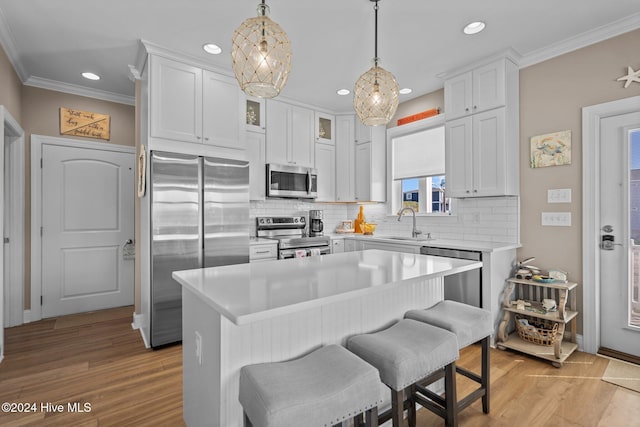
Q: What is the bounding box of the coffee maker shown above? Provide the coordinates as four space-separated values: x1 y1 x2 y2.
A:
309 210 324 237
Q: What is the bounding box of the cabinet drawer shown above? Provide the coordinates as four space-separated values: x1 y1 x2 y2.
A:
250 244 278 261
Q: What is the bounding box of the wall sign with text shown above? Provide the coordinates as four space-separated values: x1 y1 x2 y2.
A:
59 107 111 140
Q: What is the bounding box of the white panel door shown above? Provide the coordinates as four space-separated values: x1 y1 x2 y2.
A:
600 112 640 357
314 142 335 202
445 116 473 197
41 144 134 317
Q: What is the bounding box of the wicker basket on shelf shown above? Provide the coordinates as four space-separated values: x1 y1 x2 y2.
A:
514 314 558 346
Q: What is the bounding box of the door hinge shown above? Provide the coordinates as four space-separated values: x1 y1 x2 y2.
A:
40 296 43 305
3 237 9 244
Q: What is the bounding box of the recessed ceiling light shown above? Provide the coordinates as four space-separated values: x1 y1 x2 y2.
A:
81 72 100 81
337 89 350 96
203 43 222 55
399 88 412 95
463 21 486 35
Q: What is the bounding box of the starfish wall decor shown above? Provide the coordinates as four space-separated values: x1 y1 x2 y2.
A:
617 65 640 88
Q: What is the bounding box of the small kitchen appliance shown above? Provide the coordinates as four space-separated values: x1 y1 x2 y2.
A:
309 210 324 237
256 216 331 259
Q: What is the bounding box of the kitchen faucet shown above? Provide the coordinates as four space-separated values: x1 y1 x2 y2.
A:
397 207 422 238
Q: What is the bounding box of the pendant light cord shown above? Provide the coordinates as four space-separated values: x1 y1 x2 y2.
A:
374 0 379 66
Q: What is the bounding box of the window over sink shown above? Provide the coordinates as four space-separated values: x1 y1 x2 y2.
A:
387 115 452 216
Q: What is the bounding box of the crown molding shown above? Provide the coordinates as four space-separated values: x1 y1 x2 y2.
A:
140 39 234 79
520 12 640 68
0 7 28 82
24 76 135 106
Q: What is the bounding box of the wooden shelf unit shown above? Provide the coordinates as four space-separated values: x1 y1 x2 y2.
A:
497 277 578 367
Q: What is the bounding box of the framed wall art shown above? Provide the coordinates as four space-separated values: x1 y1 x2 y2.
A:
530 130 571 168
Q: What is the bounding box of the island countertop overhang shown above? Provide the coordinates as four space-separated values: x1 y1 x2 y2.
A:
172 249 482 326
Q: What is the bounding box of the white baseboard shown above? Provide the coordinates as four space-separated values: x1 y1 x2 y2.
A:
577 334 584 352
23 309 31 324
131 312 144 330
131 312 150 349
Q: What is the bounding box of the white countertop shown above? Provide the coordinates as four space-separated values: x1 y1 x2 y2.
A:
329 233 520 253
172 249 482 326
249 237 278 246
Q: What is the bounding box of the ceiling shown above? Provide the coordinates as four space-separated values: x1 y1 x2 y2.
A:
0 1 639 112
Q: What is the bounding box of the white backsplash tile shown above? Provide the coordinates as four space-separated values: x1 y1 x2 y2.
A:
250 196 519 243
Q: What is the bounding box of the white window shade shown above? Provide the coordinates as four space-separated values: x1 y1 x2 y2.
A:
392 126 445 180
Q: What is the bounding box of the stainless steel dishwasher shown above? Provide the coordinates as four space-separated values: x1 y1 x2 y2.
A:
420 246 482 308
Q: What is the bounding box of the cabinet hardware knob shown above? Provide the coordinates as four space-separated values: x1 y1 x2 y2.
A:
474 105 477 109
204 137 209 141
465 108 469 112
473 189 478 192
466 190 470 193
197 136 202 140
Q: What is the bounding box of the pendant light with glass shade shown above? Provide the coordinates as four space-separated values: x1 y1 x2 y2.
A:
231 0 292 98
353 0 399 126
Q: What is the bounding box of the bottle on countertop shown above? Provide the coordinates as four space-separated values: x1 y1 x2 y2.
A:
354 205 365 234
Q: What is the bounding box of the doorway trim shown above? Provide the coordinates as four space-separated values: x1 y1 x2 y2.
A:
582 95 640 354
2 106 25 328
30 135 135 322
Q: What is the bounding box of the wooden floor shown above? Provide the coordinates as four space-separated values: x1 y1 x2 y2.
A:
1 307 639 427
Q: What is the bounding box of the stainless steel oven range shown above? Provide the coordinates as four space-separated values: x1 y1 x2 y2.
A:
256 216 331 259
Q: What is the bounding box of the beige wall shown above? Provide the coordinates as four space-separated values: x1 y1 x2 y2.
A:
519 28 640 333
0 43 22 123
389 89 444 129
395 29 640 334
21 86 135 309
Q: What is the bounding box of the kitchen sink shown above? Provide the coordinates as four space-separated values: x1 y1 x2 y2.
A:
384 235 434 241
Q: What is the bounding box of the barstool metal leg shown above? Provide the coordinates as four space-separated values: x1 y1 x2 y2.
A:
481 336 490 414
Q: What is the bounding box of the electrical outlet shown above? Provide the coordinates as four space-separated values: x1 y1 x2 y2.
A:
541 212 571 226
547 188 572 203
195 331 202 365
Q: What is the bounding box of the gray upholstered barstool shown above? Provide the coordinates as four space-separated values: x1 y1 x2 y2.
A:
405 300 492 416
347 319 459 427
239 344 381 427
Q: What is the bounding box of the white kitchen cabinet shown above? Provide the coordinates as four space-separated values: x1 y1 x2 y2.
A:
331 238 345 254
361 241 420 253
266 100 314 167
249 241 278 262
202 70 244 150
247 131 266 200
150 56 244 151
354 125 386 202
314 142 336 201
344 238 361 252
335 115 355 202
355 118 372 144
315 112 335 145
444 58 514 121
444 56 519 198
150 56 202 143
244 95 266 133
446 107 517 198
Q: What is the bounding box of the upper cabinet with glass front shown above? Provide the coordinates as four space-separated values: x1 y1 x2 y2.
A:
244 96 266 133
315 112 335 145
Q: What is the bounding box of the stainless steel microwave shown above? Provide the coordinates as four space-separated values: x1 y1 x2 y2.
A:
266 164 318 199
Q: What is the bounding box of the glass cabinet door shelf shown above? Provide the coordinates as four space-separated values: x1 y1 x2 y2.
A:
315 112 335 145
245 97 265 133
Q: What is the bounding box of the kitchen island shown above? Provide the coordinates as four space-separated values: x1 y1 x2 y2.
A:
172 249 482 427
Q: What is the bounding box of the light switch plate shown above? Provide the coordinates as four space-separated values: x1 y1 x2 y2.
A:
541 212 571 226
548 188 572 203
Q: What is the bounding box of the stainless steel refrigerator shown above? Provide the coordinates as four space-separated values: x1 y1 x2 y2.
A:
150 151 249 347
